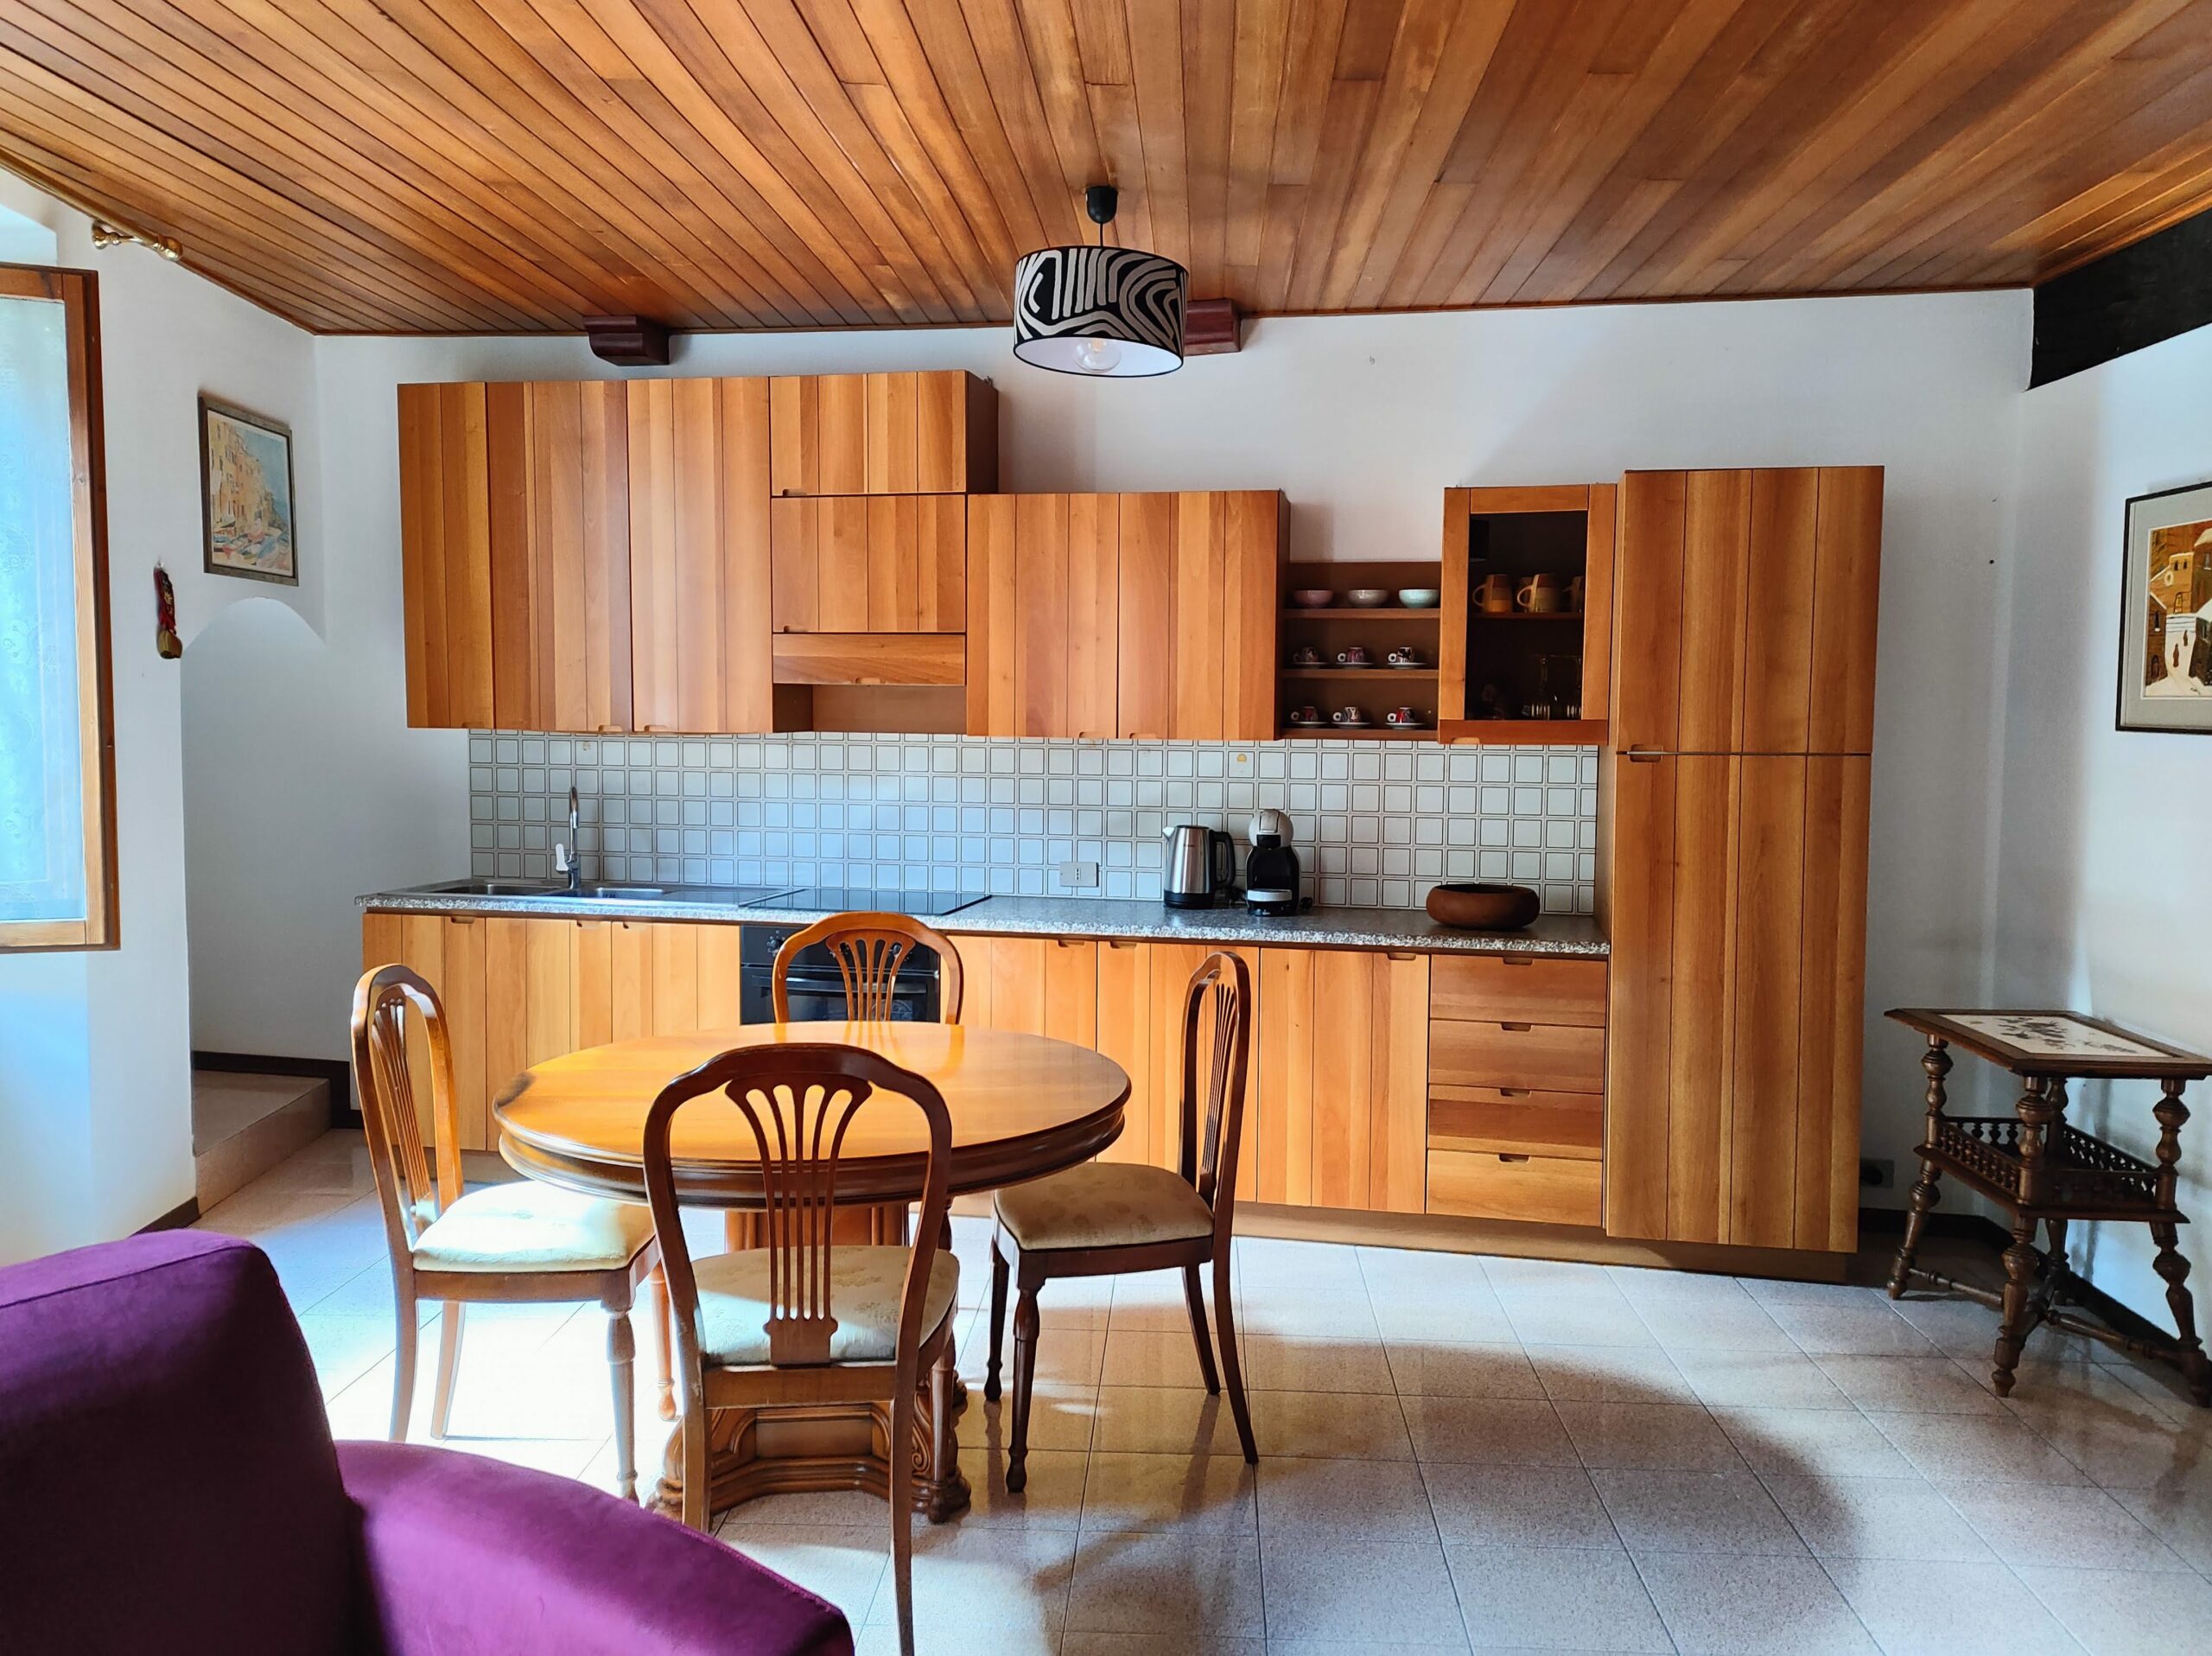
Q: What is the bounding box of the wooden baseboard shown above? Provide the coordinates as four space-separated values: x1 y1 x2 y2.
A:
136 1195 200 1233
192 1049 353 1124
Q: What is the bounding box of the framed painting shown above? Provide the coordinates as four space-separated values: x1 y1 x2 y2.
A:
2119 478 2212 734
200 396 296 584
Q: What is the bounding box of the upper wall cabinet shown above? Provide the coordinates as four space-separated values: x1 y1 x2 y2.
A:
965 492 1281 741
770 494 965 634
398 382 496 729
768 372 996 497
1612 468 1883 755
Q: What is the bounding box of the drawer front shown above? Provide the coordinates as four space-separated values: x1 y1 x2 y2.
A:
1430 954 1605 1027
1430 1018 1605 1094
1429 1086 1601 1161
1428 1149 1601 1226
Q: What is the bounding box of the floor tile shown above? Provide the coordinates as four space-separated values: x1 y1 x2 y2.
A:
1630 1301 1798 1355
1235 1288 1382 1341
1524 1344 1696 1405
1671 1349 1853 1411
1710 1406 1918 1480
1764 1300 1938 1358
1632 1551 1876 1654
1738 1277 1894 1309
1061 1635 1258 1656
1063 1531 1263 1637
1257 1455 1437 1542
1591 1468 1808 1555
1497 1290 1658 1350
851 1623 1060 1656
2014 1564 2212 1656
1249 1389 1412 1460
867 1524 1078 1633
723 1525 889 1621
1935 1481 2191 1571
963 1385 1101 1455
1403 1396 1580 1468
1444 1543 1671 1653
1079 1451 1255 1535
1090 1387 1246 1456
1421 1462 1621 1550
1554 1402 1744 1472
1237 1238 1370 1294
1356 1244 1501 1300
1262 1538 1468 1647
1608 1267 1758 1309
1110 1276 1225 1334
1821 1557 2082 1656
1370 1292 1525 1346
2111 1480 2212 1571
1760 1474 1996 1562
963 1447 1092 1529
1815 1355 2002 1415
1101 1328 1222 1389
1868 1411 2092 1486
1239 1335 1395 1395
1891 1293 2098 1366
1386 1341 1548 1399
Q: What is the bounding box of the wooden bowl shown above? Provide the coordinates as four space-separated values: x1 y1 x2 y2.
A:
1426 882 1541 931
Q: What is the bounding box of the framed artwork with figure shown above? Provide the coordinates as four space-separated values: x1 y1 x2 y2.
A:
200 396 297 584
2118 479 2212 734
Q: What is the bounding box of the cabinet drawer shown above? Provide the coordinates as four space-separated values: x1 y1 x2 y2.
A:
1429 1086 1600 1161
1427 1148 1601 1226
1430 1019 1604 1094
1430 954 1605 1027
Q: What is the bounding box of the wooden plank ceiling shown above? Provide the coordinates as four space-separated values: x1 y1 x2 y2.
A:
3 0 2210 334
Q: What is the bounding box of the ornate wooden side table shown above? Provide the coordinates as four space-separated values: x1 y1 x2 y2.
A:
1885 1008 2212 1405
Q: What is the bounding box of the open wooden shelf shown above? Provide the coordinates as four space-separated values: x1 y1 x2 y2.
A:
1279 725 1436 740
1281 666 1439 679
1436 718 1606 745
1281 607 1442 620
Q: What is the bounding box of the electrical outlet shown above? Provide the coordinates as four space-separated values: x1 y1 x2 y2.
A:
1057 860 1100 889
1859 1157 1896 1190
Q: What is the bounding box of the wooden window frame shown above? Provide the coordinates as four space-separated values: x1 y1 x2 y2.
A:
1 264 116 952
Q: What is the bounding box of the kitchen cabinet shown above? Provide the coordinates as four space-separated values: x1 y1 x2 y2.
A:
1603 752 1870 1251
1251 946 1427 1213
1613 467 1883 755
361 910 490 1149
967 491 1281 740
770 494 965 633
768 371 995 496
397 382 495 729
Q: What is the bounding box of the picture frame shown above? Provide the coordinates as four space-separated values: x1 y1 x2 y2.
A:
2117 478 2212 734
199 396 297 584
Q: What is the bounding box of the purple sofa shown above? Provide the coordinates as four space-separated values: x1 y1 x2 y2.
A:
0 1231 852 1656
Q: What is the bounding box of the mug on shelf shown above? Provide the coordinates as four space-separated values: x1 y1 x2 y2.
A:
1383 706 1424 728
1336 646 1371 667
1288 644 1323 667
1478 572 1516 615
1567 575 1586 614
1290 704 1323 724
1329 705 1368 727
1517 573 1564 614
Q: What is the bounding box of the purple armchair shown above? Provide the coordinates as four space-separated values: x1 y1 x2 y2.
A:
0 1232 852 1656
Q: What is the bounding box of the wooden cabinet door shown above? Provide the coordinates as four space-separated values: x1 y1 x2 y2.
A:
397 382 495 729
1147 943 1259 1181
362 911 488 1150
570 919 743 1041
1254 946 1316 1205
966 494 1121 738
1095 939 1154 1167
772 494 965 636
1166 492 1280 742
772 372 994 496
1795 755 1871 1252
1115 494 1176 741
628 379 772 733
1370 952 1432 1214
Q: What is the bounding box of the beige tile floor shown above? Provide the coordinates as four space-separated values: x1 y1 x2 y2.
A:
200 1131 2212 1655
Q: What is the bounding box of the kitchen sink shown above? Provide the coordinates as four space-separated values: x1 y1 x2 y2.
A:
431 878 665 900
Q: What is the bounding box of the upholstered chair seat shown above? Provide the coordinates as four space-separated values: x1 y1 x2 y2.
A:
694 1247 959 1366
995 1163 1216 1252
410 1182 657 1274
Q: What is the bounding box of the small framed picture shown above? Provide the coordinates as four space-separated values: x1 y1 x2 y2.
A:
200 397 297 584
2118 478 2212 734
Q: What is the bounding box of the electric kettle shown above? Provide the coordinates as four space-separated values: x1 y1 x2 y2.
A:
1163 824 1237 908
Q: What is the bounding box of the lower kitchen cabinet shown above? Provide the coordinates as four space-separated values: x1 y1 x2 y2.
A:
1428 1148 1601 1226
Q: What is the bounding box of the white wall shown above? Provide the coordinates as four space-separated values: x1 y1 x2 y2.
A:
244 295 2024 1190
1990 321 2212 1323
0 174 318 1261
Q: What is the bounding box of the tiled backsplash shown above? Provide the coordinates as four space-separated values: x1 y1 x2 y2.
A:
468 733 1599 914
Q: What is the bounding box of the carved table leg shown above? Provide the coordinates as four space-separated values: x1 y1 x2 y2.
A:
1993 1075 2054 1396
1890 1038 1952 1299
2151 1078 2211 1406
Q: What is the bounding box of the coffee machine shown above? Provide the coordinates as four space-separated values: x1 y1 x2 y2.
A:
1243 808 1302 916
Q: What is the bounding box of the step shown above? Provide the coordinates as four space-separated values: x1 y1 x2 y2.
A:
193 1071 332 1211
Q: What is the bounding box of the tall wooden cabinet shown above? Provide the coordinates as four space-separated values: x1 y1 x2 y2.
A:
965 491 1281 740
1603 467 1881 1254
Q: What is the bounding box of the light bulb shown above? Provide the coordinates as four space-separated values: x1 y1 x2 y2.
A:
1073 337 1122 374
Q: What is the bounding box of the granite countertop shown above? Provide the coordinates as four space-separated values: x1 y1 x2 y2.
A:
360 882 1607 958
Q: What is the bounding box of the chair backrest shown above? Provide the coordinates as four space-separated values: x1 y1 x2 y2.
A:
642 1041 953 1374
0 1233 356 1655
350 963 463 1263
771 911 966 1023
1175 951 1254 1232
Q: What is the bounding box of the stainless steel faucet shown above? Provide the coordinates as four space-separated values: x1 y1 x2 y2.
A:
555 784 583 895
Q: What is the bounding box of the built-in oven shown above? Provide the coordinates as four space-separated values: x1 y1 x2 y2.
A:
738 924 942 1023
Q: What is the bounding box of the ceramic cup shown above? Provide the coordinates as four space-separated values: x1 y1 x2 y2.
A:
1387 646 1424 667
1384 706 1420 727
1567 575 1586 613
1517 573 1564 614
1289 645 1322 666
1478 572 1516 614
1336 646 1371 666
1291 704 1321 723
1330 705 1365 726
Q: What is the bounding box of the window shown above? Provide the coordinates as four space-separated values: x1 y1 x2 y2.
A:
0 265 112 950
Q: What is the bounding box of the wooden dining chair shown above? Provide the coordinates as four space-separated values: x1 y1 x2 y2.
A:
984 950 1256 1489
350 965 665 1501
770 911 965 1022
643 1041 959 1656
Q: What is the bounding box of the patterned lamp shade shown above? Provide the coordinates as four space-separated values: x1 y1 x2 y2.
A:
1011 244 1187 377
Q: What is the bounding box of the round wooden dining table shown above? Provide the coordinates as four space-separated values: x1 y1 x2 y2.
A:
493 1021 1129 1522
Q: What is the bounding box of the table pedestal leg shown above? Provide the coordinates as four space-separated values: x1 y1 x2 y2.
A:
1889 1038 1951 1299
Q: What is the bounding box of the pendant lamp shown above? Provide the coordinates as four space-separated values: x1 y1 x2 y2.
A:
1012 185 1186 378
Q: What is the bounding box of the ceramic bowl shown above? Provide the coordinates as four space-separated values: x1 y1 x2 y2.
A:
1425 882 1541 931
1396 589 1441 608
1344 588 1391 608
1290 589 1336 608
